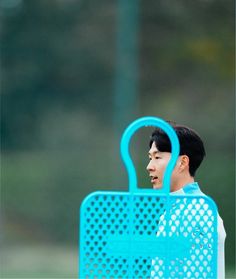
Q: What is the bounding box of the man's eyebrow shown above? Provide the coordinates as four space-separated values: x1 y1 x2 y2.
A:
148 150 159 156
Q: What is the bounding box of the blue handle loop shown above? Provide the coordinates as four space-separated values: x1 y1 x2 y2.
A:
120 116 180 194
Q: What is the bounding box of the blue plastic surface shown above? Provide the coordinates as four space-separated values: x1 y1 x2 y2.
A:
79 116 218 279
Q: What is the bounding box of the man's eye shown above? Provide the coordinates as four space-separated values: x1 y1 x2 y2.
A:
155 157 161 159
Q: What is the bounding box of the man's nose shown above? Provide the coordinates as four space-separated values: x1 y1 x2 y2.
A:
146 160 155 172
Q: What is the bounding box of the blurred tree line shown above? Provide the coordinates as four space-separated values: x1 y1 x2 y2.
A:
1 0 234 275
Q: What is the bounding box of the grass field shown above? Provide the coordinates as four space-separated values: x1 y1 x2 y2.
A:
1 245 77 278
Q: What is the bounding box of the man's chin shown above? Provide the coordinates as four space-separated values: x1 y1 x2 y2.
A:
152 184 162 190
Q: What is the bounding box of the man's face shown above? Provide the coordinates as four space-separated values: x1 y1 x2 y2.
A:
147 141 173 190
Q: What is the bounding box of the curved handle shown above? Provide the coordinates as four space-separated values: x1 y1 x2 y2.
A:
120 116 180 194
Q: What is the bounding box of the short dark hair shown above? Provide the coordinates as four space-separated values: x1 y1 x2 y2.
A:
149 122 206 177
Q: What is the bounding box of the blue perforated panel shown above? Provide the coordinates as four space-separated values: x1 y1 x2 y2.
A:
80 193 217 279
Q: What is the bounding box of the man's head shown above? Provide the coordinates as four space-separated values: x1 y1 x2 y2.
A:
147 122 206 191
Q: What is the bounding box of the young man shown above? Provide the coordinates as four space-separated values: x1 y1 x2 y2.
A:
147 123 226 279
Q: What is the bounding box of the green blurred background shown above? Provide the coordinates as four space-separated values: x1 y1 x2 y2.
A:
1 0 235 278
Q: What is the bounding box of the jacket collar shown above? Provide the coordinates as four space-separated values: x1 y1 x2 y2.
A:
171 182 202 195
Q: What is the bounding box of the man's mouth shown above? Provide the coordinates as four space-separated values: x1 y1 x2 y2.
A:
150 176 158 183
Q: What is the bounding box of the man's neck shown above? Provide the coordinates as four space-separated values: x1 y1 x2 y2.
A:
171 175 195 192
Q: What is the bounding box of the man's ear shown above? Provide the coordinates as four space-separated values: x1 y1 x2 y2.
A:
179 155 190 171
